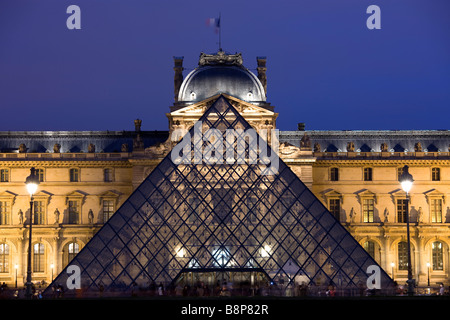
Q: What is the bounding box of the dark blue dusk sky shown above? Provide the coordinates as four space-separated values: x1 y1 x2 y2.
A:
1 0 449 132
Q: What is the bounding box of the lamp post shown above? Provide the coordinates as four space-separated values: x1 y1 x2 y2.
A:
426 262 430 287
391 262 395 281
399 165 414 296
25 167 39 299
14 264 18 288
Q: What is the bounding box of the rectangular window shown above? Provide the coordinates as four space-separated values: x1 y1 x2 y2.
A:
69 168 79 182
0 169 9 182
330 168 339 181
363 168 373 181
33 243 45 273
36 169 44 182
0 244 9 273
363 199 374 222
397 199 408 223
103 200 115 222
0 201 10 225
431 199 443 223
432 168 440 181
397 167 403 181
68 200 80 224
432 242 444 271
329 199 340 221
33 200 45 225
104 168 113 182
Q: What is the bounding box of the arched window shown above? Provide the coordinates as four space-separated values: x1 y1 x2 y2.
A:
398 242 409 271
0 243 9 273
68 242 79 264
364 241 376 260
432 241 444 271
33 243 45 273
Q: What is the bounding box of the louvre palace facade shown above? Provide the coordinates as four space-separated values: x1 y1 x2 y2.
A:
0 50 449 296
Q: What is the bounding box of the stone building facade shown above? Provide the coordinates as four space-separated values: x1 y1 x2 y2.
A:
0 50 448 291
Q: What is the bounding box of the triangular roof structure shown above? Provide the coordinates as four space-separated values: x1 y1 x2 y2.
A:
44 95 393 297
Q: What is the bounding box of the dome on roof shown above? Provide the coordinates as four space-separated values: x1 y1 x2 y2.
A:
177 51 266 104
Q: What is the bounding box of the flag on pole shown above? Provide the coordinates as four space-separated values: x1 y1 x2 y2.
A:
206 17 220 34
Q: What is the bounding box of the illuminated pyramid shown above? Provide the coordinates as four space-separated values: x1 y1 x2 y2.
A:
44 95 393 297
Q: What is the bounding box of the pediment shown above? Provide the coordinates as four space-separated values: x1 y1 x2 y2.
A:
424 189 445 203
0 190 17 199
34 190 53 198
170 94 275 118
66 190 87 198
98 190 120 198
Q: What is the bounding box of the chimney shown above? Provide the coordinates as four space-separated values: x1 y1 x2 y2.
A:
256 56 267 95
173 56 184 102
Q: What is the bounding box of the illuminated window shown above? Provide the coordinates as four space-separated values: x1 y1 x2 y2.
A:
103 200 115 222
397 199 408 223
329 199 340 221
398 242 409 271
363 199 374 222
0 201 10 225
33 200 45 225
68 200 80 224
33 243 45 273
364 241 375 260
431 199 443 223
432 241 443 271
0 243 9 273
68 242 79 264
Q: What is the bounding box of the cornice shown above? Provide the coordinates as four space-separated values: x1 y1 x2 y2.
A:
313 158 450 166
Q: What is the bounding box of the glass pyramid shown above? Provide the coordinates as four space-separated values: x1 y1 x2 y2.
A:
44 96 393 297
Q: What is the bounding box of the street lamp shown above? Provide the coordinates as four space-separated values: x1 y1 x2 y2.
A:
390 262 395 280
50 263 54 282
399 165 414 296
14 264 18 288
426 262 430 287
25 167 39 299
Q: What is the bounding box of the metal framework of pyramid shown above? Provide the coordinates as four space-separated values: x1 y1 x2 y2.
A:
44 96 393 297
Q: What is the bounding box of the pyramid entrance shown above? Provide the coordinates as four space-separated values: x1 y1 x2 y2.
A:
44 95 394 298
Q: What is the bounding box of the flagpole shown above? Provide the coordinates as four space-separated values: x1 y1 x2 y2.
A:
218 13 222 51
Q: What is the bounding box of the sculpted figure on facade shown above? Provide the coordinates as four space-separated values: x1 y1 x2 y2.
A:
300 133 311 150
347 142 355 152
414 142 422 152
380 143 388 152
313 142 321 152
53 143 61 153
88 143 96 153
54 208 60 224
18 143 26 153
18 209 23 225
88 209 94 224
